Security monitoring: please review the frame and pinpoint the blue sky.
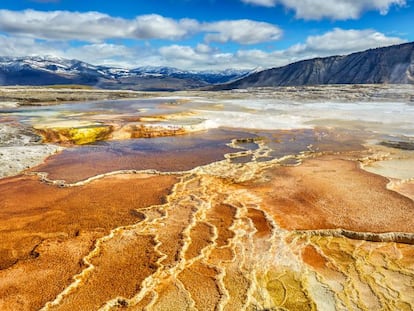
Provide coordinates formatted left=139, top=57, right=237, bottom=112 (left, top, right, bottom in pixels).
left=0, top=0, right=412, bottom=70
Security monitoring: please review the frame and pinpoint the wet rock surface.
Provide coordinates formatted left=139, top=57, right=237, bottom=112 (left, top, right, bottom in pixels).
left=0, top=86, right=414, bottom=310
left=0, top=123, right=63, bottom=178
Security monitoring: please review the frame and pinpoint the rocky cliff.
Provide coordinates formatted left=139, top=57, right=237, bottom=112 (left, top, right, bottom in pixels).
left=215, top=42, right=414, bottom=89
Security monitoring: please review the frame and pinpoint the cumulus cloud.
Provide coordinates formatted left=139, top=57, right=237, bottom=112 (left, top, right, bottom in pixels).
left=159, top=44, right=234, bottom=69
left=203, top=20, right=282, bottom=44
left=195, top=43, right=213, bottom=54
left=64, top=43, right=136, bottom=66
left=0, top=9, right=282, bottom=44
left=288, top=28, right=406, bottom=56
left=0, top=35, right=62, bottom=56
left=0, top=35, right=139, bottom=67
left=156, top=44, right=287, bottom=69
left=0, top=10, right=198, bottom=41
left=0, top=10, right=128, bottom=41
left=241, top=0, right=406, bottom=19
left=132, top=15, right=198, bottom=40
left=159, top=45, right=204, bottom=61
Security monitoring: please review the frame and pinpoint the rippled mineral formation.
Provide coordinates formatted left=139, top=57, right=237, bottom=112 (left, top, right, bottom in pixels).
left=0, top=133, right=413, bottom=311
left=1, top=86, right=414, bottom=311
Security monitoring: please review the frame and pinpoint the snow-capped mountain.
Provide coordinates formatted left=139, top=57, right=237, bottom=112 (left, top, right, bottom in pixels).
left=0, top=56, right=103, bottom=75
left=130, top=66, right=252, bottom=84
left=0, top=56, right=253, bottom=90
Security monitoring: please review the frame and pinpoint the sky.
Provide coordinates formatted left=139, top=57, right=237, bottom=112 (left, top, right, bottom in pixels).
left=0, top=0, right=412, bottom=70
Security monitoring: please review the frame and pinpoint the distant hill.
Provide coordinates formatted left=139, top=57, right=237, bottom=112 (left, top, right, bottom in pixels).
left=0, top=56, right=251, bottom=91
left=213, top=42, right=414, bottom=90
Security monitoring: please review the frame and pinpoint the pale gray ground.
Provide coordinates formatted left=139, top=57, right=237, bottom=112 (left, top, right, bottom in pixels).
left=0, top=124, right=63, bottom=178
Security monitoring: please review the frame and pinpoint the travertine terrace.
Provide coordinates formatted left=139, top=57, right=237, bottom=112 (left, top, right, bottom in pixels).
left=1, top=85, right=414, bottom=310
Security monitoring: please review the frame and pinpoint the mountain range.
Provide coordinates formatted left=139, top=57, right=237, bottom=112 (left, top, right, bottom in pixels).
left=0, top=56, right=251, bottom=91
left=0, top=42, right=413, bottom=90
left=214, top=42, right=414, bottom=90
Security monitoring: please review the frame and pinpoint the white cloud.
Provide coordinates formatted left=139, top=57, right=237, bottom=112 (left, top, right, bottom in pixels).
left=195, top=43, right=213, bottom=54
left=159, top=45, right=203, bottom=60
left=289, top=28, right=406, bottom=56
left=0, top=10, right=128, bottom=41
left=158, top=44, right=234, bottom=68
left=241, top=0, right=406, bottom=20
left=0, top=35, right=140, bottom=68
left=132, top=15, right=198, bottom=40
left=0, top=35, right=63, bottom=56
left=64, top=43, right=136, bottom=67
left=203, top=19, right=282, bottom=44
left=234, top=49, right=283, bottom=68
left=0, top=9, right=282, bottom=44
left=155, top=44, right=286, bottom=69
left=0, top=10, right=198, bottom=41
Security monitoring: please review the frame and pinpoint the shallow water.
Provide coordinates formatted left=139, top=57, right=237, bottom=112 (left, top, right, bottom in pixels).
left=30, top=129, right=243, bottom=182
left=2, top=94, right=414, bottom=137
left=31, top=127, right=368, bottom=184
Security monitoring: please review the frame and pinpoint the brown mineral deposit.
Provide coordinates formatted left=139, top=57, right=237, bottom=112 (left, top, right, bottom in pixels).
left=0, top=174, right=177, bottom=310
left=249, top=155, right=414, bottom=233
